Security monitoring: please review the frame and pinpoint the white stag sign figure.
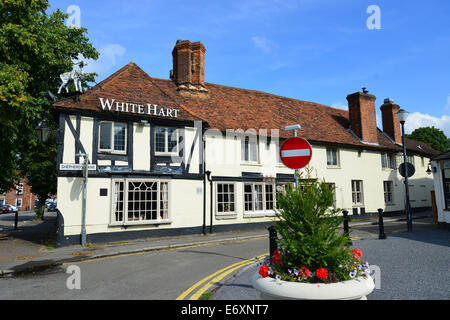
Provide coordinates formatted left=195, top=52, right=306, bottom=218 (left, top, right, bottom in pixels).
left=58, top=61, right=88, bottom=94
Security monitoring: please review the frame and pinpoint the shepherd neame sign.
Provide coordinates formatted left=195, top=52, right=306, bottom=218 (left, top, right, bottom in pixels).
left=99, top=98, right=179, bottom=118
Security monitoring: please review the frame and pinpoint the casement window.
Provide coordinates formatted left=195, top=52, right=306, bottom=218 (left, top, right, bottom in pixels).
left=16, top=198, right=22, bottom=208
left=326, top=148, right=339, bottom=167
left=381, top=153, right=396, bottom=169
left=99, top=121, right=127, bottom=154
left=241, top=136, right=259, bottom=163
left=216, top=183, right=235, bottom=214
left=244, top=183, right=276, bottom=214
left=155, top=127, right=178, bottom=155
left=351, top=180, right=364, bottom=205
left=383, top=181, right=394, bottom=204
left=111, top=180, right=169, bottom=225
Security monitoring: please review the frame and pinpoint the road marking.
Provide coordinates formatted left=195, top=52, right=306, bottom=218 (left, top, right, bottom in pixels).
left=176, top=253, right=268, bottom=300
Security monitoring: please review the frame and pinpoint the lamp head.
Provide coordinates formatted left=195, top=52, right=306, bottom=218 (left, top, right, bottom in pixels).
left=396, top=109, right=409, bottom=124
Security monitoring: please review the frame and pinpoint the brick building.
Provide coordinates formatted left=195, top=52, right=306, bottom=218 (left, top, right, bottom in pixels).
left=0, top=179, right=36, bottom=211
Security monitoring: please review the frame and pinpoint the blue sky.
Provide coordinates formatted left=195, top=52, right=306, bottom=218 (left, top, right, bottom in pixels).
left=50, top=0, right=450, bottom=136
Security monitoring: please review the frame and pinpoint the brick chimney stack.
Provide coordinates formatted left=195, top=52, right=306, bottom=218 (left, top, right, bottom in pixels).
left=380, top=98, right=402, bottom=144
left=172, top=40, right=208, bottom=98
left=346, top=89, right=378, bottom=144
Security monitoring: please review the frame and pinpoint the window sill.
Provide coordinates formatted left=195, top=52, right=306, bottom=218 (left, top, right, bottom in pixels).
left=155, top=152, right=179, bottom=157
left=109, top=219, right=172, bottom=227
left=99, top=151, right=127, bottom=156
left=215, top=213, right=237, bottom=220
left=326, top=165, right=341, bottom=169
left=241, top=162, right=262, bottom=166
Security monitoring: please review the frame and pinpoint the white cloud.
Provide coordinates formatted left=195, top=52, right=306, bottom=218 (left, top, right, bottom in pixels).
left=85, top=44, right=127, bottom=78
left=404, top=112, right=450, bottom=137
left=251, top=36, right=277, bottom=54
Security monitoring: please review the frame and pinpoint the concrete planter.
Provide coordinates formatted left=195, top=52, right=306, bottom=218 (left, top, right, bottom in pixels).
left=252, top=272, right=375, bottom=300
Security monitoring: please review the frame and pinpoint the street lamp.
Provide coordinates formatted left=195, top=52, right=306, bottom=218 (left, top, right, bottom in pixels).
left=35, top=120, right=52, bottom=143
left=76, top=153, right=89, bottom=247
left=396, top=108, right=413, bottom=232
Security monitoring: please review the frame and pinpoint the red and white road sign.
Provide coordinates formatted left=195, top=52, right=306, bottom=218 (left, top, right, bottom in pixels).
left=280, top=137, right=312, bottom=170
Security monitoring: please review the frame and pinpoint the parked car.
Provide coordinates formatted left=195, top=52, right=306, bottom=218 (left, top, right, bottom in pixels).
left=47, top=201, right=57, bottom=212
left=1, top=204, right=18, bottom=214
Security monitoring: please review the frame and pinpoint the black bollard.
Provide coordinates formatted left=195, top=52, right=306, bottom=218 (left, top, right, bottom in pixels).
left=268, top=226, right=278, bottom=260
left=342, top=210, right=352, bottom=245
left=14, top=210, right=19, bottom=230
left=378, top=208, right=387, bottom=239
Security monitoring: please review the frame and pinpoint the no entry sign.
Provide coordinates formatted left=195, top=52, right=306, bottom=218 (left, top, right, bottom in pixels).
left=280, top=137, right=312, bottom=170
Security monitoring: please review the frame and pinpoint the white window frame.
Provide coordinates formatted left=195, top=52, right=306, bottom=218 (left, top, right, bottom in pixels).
left=241, top=136, right=259, bottom=164
left=381, top=153, right=396, bottom=169
left=383, top=181, right=394, bottom=204
left=351, top=180, right=364, bottom=206
left=16, top=183, right=24, bottom=195
left=216, top=183, right=236, bottom=218
left=16, top=198, right=23, bottom=208
left=110, top=179, right=171, bottom=226
left=326, top=147, right=340, bottom=167
left=243, top=183, right=276, bottom=217
left=99, top=121, right=127, bottom=154
left=154, top=126, right=179, bottom=156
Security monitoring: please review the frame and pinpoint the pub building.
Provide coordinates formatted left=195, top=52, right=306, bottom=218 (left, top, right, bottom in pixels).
left=53, top=40, right=439, bottom=246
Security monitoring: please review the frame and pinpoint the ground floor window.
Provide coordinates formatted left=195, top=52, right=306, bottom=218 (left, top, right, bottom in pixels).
left=111, top=180, right=169, bottom=225
left=244, top=183, right=275, bottom=214
left=351, top=180, right=364, bottom=205
left=383, top=181, right=394, bottom=204
left=216, top=183, right=235, bottom=214
left=16, top=198, right=23, bottom=208
left=443, top=169, right=450, bottom=209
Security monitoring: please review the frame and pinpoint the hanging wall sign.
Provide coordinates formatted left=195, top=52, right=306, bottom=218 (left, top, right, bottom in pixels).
left=99, top=98, right=179, bottom=118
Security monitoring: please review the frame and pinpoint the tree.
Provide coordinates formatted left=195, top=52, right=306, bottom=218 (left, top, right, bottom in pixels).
left=406, top=126, right=450, bottom=153
left=0, top=0, right=98, bottom=208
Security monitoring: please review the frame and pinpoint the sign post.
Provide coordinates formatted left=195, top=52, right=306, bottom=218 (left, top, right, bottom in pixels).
left=280, top=136, right=313, bottom=189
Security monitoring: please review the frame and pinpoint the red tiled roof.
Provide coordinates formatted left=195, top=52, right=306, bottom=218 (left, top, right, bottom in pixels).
left=53, top=62, right=439, bottom=157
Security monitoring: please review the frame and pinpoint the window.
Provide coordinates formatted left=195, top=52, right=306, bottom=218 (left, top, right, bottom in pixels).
left=241, top=136, right=258, bottom=163
left=383, top=181, right=394, bottom=204
left=325, top=183, right=337, bottom=208
left=406, top=155, right=415, bottom=165
left=111, top=180, right=169, bottom=225
left=155, top=127, right=178, bottom=154
left=444, top=169, right=450, bottom=209
left=99, top=121, right=127, bottom=153
left=351, top=180, right=364, bottom=205
left=217, top=183, right=235, bottom=214
left=244, top=183, right=275, bottom=214
left=16, top=198, right=22, bottom=208
left=381, top=153, right=396, bottom=169
left=326, top=148, right=339, bottom=167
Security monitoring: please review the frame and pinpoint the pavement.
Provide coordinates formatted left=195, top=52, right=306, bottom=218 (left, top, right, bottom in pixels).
left=0, top=209, right=439, bottom=283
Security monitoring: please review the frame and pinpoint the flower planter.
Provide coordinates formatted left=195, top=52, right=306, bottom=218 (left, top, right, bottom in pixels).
left=252, top=272, right=375, bottom=300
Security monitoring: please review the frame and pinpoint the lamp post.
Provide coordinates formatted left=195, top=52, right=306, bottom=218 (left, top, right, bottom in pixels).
left=396, top=108, right=413, bottom=232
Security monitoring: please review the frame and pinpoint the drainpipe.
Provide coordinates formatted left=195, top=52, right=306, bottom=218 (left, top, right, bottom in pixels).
left=206, top=170, right=213, bottom=233
left=202, top=130, right=207, bottom=235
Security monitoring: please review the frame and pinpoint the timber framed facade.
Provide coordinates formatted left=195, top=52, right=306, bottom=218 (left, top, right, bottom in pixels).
left=53, top=40, right=439, bottom=246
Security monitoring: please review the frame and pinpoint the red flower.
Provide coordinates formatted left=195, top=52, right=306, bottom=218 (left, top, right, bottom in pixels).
left=259, top=264, right=269, bottom=278
left=316, top=268, right=328, bottom=280
left=272, top=250, right=282, bottom=264
left=299, top=267, right=311, bottom=278
left=351, top=248, right=363, bottom=261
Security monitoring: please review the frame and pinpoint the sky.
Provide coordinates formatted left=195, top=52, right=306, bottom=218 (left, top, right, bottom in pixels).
left=50, top=0, right=450, bottom=137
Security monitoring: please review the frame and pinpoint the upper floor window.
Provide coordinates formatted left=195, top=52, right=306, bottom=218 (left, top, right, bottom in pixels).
left=155, top=127, right=178, bottom=155
left=381, top=153, right=396, bottom=169
left=99, top=121, right=127, bottom=154
left=326, top=147, right=339, bottom=167
left=241, top=136, right=259, bottom=163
